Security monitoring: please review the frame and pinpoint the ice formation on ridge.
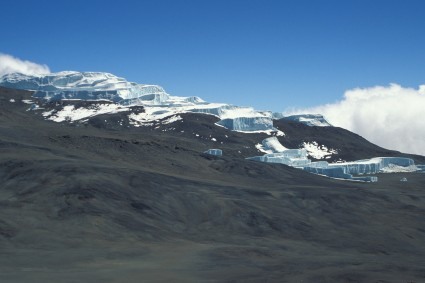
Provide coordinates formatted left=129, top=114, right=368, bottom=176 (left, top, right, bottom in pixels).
left=276, top=114, right=332, bottom=127
left=0, top=71, right=281, bottom=133
left=249, top=137, right=312, bottom=167
left=204, top=149, right=223, bottom=156
left=248, top=137, right=419, bottom=182
left=255, top=137, right=288, bottom=154
left=0, top=71, right=169, bottom=103
left=0, top=71, right=329, bottom=133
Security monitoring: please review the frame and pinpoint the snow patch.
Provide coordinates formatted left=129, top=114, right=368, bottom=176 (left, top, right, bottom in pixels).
left=302, top=141, right=338, bottom=159
left=42, top=110, right=54, bottom=117
left=256, top=137, right=287, bottom=154
left=161, top=115, right=182, bottom=125
left=380, top=164, right=418, bottom=173
left=47, top=103, right=126, bottom=122
left=280, top=114, right=332, bottom=127
left=234, top=129, right=285, bottom=136
left=255, top=143, right=270, bottom=154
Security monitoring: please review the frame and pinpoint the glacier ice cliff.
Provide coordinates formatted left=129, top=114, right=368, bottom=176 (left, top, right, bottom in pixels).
left=0, top=71, right=279, bottom=133
left=248, top=137, right=312, bottom=167
left=302, top=157, right=417, bottom=182
left=248, top=137, right=419, bottom=182
left=204, top=149, right=223, bottom=156
left=0, top=72, right=169, bottom=104
left=217, top=117, right=275, bottom=131
left=191, top=105, right=277, bottom=132
left=274, top=114, right=332, bottom=127
left=247, top=149, right=312, bottom=167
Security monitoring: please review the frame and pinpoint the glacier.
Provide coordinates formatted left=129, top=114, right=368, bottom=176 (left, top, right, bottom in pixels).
left=204, top=149, right=223, bottom=156
left=0, top=71, right=279, bottom=133
left=255, top=137, right=288, bottom=154
left=274, top=114, right=332, bottom=127
left=248, top=137, right=420, bottom=182
left=248, top=137, right=312, bottom=167
left=191, top=105, right=278, bottom=132
left=217, top=117, right=274, bottom=131
left=0, top=71, right=169, bottom=104
left=302, top=157, right=417, bottom=182
left=247, top=149, right=312, bottom=167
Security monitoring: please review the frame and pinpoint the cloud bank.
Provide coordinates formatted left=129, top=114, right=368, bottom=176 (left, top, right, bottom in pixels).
left=0, top=53, right=50, bottom=76
left=286, top=84, right=425, bottom=156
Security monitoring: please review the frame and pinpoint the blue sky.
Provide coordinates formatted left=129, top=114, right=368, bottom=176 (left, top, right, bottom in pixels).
left=1, top=0, right=425, bottom=111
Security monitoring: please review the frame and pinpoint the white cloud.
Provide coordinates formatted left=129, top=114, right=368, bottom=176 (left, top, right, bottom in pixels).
left=0, top=53, right=50, bottom=76
left=285, top=84, right=425, bottom=156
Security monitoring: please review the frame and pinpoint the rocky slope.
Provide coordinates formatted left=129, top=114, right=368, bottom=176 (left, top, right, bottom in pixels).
left=1, top=87, right=425, bottom=283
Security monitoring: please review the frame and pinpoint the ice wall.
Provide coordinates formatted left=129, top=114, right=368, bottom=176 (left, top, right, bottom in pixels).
left=247, top=138, right=418, bottom=182
left=247, top=148, right=311, bottom=167
left=191, top=105, right=277, bottom=132
left=303, top=157, right=416, bottom=181
left=217, top=117, right=275, bottom=131
left=190, top=105, right=236, bottom=117
left=303, top=166, right=378, bottom=182
left=204, top=149, right=223, bottom=156
left=327, top=157, right=416, bottom=175
left=0, top=72, right=169, bottom=104
left=1, top=71, right=281, bottom=133
left=279, top=114, right=332, bottom=127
